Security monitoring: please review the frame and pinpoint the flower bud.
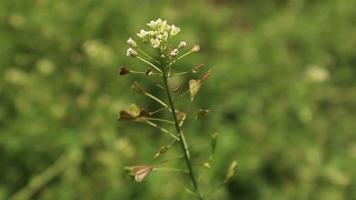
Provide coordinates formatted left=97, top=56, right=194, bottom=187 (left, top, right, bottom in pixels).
left=126, top=48, right=138, bottom=57
left=178, top=41, right=187, bottom=49
left=191, top=44, right=200, bottom=52
left=127, top=37, right=137, bottom=48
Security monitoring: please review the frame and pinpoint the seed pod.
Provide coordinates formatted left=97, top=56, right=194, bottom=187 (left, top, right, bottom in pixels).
left=225, top=161, right=238, bottom=183
left=175, top=110, right=186, bottom=127
left=139, top=108, right=150, bottom=117
left=189, top=79, right=202, bottom=101
left=200, top=69, right=211, bottom=82
left=196, top=109, right=212, bottom=119
left=192, top=64, right=205, bottom=73
left=145, top=68, right=152, bottom=76
left=118, top=110, right=136, bottom=121
left=128, top=165, right=153, bottom=183
left=120, top=66, right=130, bottom=75
left=210, top=132, right=219, bottom=154
left=154, top=145, right=169, bottom=159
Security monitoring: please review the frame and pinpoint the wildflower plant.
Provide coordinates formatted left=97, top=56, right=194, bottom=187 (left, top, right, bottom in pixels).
left=119, top=18, right=237, bottom=199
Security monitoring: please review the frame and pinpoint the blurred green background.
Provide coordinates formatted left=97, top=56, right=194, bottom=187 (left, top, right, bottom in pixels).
left=1, top=0, right=356, bottom=199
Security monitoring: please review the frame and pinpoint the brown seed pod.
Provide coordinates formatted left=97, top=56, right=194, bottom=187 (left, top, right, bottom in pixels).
left=120, top=66, right=130, bottom=75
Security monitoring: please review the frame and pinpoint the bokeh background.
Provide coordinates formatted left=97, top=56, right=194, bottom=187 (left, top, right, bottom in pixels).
left=1, top=0, right=356, bottom=199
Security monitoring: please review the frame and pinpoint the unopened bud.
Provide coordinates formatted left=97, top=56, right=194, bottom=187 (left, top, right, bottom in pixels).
left=178, top=41, right=187, bottom=49
left=127, top=37, right=137, bottom=48
left=191, top=44, right=200, bottom=53
left=126, top=48, right=138, bottom=57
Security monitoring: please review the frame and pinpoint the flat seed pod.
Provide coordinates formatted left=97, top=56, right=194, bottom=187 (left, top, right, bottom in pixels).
left=189, top=79, right=201, bottom=101
left=225, top=161, right=238, bottom=183
left=196, top=109, right=212, bottom=119
left=192, top=64, right=205, bottom=73
left=131, top=165, right=153, bottom=183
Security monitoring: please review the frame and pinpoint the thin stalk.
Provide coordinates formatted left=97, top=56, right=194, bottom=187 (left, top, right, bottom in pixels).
left=143, top=120, right=179, bottom=140
left=137, top=56, right=162, bottom=72
left=153, top=167, right=188, bottom=173
left=145, top=92, right=171, bottom=111
left=159, top=51, right=203, bottom=200
left=144, top=117, right=175, bottom=124
left=137, top=47, right=159, bottom=63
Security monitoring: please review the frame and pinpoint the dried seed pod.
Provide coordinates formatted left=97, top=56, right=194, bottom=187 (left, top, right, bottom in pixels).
left=139, top=108, right=150, bottom=117
left=154, top=145, right=169, bottom=159
left=129, top=165, right=153, bottom=183
left=200, top=69, right=211, bottom=82
left=175, top=110, right=186, bottom=127
left=145, top=68, right=152, bottom=76
left=120, top=66, right=130, bottom=75
left=192, top=64, right=205, bottom=73
left=196, top=109, right=212, bottom=119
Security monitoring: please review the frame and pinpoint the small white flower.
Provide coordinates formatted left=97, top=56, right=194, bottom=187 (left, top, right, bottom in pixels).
left=178, top=41, right=187, bottom=49
left=170, top=25, right=180, bottom=36
left=127, top=37, right=137, bottom=48
left=162, top=32, right=169, bottom=41
left=156, top=18, right=163, bottom=26
left=126, top=48, right=138, bottom=57
left=147, top=19, right=158, bottom=29
left=170, top=49, right=179, bottom=57
left=150, top=38, right=160, bottom=48
left=137, top=30, right=149, bottom=39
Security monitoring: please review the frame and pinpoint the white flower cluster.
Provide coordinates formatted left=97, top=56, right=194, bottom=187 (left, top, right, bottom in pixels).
left=136, top=18, right=181, bottom=48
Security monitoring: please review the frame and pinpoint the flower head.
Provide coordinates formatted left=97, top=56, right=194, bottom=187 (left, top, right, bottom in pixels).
left=134, top=18, right=182, bottom=49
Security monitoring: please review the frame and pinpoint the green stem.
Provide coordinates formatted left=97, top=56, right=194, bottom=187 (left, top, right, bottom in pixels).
left=159, top=50, right=203, bottom=200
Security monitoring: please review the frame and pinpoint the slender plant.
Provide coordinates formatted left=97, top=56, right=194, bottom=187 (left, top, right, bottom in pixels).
left=119, top=18, right=237, bottom=199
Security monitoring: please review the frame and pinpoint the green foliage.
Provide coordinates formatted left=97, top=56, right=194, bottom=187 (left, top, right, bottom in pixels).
left=0, top=0, right=355, bottom=199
